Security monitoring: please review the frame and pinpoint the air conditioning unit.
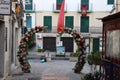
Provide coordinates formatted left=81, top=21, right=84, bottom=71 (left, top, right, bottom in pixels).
left=37, top=34, right=42, bottom=39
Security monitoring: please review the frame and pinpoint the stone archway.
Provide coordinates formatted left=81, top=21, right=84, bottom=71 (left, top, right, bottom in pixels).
left=17, top=26, right=86, bottom=73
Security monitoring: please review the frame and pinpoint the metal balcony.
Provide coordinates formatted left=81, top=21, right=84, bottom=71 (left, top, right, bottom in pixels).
left=77, top=3, right=93, bottom=13
left=52, top=3, right=67, bottom=13
left=89, top=27, right=102, bottom=34
left=24, top=3, right=36, bottom=13
left=43, top=26, right=102, bottom=34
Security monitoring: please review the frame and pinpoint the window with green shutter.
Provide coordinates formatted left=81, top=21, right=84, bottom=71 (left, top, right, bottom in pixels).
left=25, top=0, right=32, bottom=10
left=80, top=16, right=89, bottom=32
left=93, top=38, right=100, bottom=52
left=44, top=16, right=52, bottom=32
left=56, top=0, right=63, bottom=10
left=65, top=16, right=74, bottom=29
left=57, top=0, right=62, bottom=4
left=81, top=0, right=89, bottom=10
left=26, top=16, right=32, bottom=28
left=108, top=0, right=114, bottom=4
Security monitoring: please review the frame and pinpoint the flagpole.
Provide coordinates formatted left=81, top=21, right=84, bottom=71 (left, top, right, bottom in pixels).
left=56, top=0, right=65, bottom=55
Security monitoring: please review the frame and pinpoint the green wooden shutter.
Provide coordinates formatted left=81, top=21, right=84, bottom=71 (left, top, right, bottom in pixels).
left=93, top=38, right=100, bottom=53
left=108, top=0, right=114, bottom=4
left=65, top=16, right=74, bottom=29
left=44, top=16, right=52, bottom=32
left=56, top=0, right=62, bottom=10
left=57, top=0, right=62, bottom=5
left=80, top=16, right=89, bottom=32
left=25, top=0, right=32, bottom=10
left=81, top=0, right=89, bottom=9
left=26, top=16, right=32, bottom=28
left=81, top=0, right=89, bottom=4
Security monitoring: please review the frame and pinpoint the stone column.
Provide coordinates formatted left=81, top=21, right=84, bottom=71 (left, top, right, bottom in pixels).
left=116, top=0, right=120, bottom=12
left=0, top=21, right=5, bottom=77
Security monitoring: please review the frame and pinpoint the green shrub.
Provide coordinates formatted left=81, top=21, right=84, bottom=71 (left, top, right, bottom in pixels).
left=37, top=49, right=44, bottom=52
left=70, top=49, right=81, bottom=57
left=83, top=73, right=94, bottom=80
left=87, top=52, right=102, bottom=65
left=82, top=71, right=102, bottom=80
left=70, top=52, right=80, bottom=57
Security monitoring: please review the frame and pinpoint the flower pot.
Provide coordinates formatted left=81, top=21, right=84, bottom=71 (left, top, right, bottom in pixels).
left=69, top=57, right=78, bottom=62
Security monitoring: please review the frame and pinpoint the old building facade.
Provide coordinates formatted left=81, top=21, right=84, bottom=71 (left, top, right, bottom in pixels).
left=0, top=0, right=23, bottom=79
left=23, top=0, right=116, bottom=53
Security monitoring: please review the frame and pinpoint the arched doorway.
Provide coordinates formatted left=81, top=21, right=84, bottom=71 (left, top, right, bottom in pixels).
left=17, top=26, right=86, bottom=73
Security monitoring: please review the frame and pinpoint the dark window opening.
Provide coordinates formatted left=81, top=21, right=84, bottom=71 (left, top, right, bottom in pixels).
left=108, top=0, right=114, bottom=5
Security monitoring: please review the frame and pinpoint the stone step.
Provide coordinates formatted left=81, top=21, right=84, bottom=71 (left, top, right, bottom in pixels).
left=51, top=57, right=69, bottom=60
left=41, top=73, right=70, bottom=80
left=51, top=54, right=70, bottom=60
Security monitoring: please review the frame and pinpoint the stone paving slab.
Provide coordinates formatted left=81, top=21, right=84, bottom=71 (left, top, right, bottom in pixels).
left=42, top=73, right=70, bottom=80
left=5, top=59, right=83, bottom=80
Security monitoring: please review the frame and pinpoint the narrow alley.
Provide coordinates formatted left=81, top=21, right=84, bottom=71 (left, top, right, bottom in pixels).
left=5, top=51, right=88, bottom=80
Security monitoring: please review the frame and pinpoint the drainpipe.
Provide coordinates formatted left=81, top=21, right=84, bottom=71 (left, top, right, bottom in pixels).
left=34, top=3, right=36, bottom=26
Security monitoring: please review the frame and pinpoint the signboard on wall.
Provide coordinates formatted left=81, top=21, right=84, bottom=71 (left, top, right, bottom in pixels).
left=0, top=0, right=11, bottom=15
left=56, top=46, right=65, bottom=55
left=57, top=41, right=63, bottom=46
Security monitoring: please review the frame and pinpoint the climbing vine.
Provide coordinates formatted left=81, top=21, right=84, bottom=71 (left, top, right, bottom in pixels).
left=17, top=26, right=45, bottom=73
left=17, top=26, right=86, bottom=73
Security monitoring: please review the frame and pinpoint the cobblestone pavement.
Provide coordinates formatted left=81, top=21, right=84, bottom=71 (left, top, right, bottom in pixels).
left=41, top=73, right=70, bottom=80
left=5, top=60, right=82, bottom=80
left=4, top=51, right=92, bottom=80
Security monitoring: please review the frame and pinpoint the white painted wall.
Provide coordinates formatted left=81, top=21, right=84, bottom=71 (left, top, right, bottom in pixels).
left=34, top=0, right=56, bottom=11
left=31, top=13, right=36, bottom=28
left=24, top=0, right=115, bottom=28
left=33, top=0, right=115, bottom=12
left=90, top=0, right=115, bottom=11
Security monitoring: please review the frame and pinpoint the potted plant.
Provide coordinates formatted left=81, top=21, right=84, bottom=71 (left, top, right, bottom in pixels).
left=87, top=52, right=102, bottom=73
left=87, top=52, right=102, bottom=65
left=81, top=71, right=102, bottom=80
left=70, top=49, right=80, bottom=62
left=37, top=48, right=45, bottom=56
left=37, top=48, right=44, bottom=53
